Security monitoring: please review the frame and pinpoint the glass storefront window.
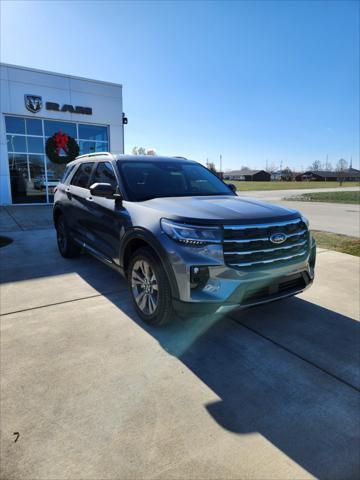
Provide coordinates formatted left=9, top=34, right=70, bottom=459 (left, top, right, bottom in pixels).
left=7, top=135, right=26, bottom=152
left=27, top=137, right=44, bottom=154
left=46, top=156, right=67, bottom=203
left=5, top=116, right=25, bottom=134
left=5, top=115, right=109, bottom=204
left=44, top=120, right=77, bottom=138
left=79, top=140, right=108, bottom=154
left=78, top=124, right=108, bottom=142
left=79, top=140, right=96, bottom=154
left=8, top=153, right=46, bottom=203
left=26, top=118, right=43, bottom=136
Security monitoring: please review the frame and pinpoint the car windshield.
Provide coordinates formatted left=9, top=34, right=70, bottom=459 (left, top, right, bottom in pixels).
left=118, top=161, right=234, bottom=201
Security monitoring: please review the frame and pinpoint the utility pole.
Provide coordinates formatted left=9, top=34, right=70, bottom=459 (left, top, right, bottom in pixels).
left=220, top=154, right=223, bottom=173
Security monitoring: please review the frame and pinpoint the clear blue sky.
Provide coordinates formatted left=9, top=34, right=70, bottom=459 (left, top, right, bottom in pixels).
left=1, top=0, right=359, bottom=171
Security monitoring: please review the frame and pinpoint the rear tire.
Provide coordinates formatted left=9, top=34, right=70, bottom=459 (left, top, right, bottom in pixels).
left=55, top=215, right=81, bottom=258
left=128, top=247, right=175, bottom=326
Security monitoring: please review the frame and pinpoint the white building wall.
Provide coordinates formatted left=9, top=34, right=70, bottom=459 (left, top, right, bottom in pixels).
left=0, top=63, right=123, bottom=204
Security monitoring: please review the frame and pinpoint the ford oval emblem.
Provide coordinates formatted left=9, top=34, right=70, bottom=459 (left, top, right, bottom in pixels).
left=270, top=233, right=287, bottom=244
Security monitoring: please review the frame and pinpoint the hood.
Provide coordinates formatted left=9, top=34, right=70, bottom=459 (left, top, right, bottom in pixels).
left=137, top=195, right=300, bottom=225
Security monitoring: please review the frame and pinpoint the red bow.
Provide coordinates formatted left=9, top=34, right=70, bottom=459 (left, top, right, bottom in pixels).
left=54, top=132, right=69, bottom=155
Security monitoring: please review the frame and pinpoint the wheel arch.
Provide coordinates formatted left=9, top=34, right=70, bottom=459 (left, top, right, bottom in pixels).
left=121, top=229, right=179, bottom=299
left=53, top=205, right=64, bottom=226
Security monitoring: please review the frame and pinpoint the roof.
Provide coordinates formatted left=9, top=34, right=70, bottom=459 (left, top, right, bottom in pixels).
left=0, top=62, right=122, bottom=88
left=301, top=169, right=360, bottom=178
left=303, top=170, right=339, bottom=178
left=225, top=169, right=268, bottom=176
left=71, top=153, right=196, bottom=164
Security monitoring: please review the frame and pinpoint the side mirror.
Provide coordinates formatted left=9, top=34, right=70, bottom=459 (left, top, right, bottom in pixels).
left=90, top=182, right=122, bottom=199
left=228, top=183, right=237, bottom=193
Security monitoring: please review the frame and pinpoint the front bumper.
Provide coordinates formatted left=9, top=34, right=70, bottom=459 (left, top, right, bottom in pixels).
left=173, top=270, right=313, bottom=316
left=162, top=232, right=316, bottom=313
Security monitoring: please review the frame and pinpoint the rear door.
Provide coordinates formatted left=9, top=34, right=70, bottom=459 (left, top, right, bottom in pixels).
left=67, top=162, right=95, bottom=242
left=85, top=161, right=127, bottom=262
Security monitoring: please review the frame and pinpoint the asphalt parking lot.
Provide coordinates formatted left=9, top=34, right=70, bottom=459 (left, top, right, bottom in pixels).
left=1, top=212, right=360, bottom=479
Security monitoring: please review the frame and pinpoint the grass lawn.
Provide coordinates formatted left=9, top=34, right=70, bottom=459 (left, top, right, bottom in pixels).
left=312, top=231, right=360, bottom=257
left=287, top=191, right=360, bottom=204
left=225, top=181, right=360, bottom=191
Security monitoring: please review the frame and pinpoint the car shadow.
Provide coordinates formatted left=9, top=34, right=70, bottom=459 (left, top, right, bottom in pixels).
left=2, top=235, right=360, bottom=479
left=103, top=287, right=360, bottom=480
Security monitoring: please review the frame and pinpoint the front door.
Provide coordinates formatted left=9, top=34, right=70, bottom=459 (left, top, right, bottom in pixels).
left=85, top=161, right=128, bottom=263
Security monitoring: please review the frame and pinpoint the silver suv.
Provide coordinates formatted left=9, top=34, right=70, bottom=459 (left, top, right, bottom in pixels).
left=53, top=153, right=316, bottom=326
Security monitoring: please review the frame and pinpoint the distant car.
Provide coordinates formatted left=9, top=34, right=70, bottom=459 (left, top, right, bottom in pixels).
left=53, top=153, right=316, bottom=326
left=34, top=174, right=60, bottom=190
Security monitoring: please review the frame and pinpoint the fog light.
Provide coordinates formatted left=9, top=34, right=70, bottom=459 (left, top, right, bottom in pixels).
left=190, top=266, right=209, bottom=290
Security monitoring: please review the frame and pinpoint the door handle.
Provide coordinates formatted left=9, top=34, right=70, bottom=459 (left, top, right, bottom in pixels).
left=65, top=187, right=72, bottom=199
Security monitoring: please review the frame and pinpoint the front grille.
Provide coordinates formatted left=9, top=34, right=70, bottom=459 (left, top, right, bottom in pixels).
left=244, top=273, right=307, bottom=303
left=223, top=218, right=309, bottom=269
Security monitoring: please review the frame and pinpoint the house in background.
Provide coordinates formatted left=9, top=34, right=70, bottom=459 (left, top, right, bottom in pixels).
left=295, top=169, right=360, bottom=182
left=223, top=169, right=271, bottom=181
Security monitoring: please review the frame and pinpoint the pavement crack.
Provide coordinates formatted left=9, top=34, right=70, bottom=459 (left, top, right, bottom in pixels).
left=0, top=290, right=124, bottom=317
left=4, top=207, right=25, bottom=231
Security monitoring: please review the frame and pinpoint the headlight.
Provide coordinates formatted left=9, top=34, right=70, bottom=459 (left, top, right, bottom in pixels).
left=301, top=215, right=310, bottom=228
left=160, top=219, right=222, bottom=245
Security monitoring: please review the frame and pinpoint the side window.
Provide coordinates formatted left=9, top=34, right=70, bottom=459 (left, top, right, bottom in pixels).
left=61, top=164, right=76, bottom=184
left=93, top=162, right=117, bottom=188
left=70, top=162, right=94, bottom=188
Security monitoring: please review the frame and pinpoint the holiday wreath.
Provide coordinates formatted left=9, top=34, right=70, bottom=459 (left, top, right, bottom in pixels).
left=45, top=131, right=79, bottom=164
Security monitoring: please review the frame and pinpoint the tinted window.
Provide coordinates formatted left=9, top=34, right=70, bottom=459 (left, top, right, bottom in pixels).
left=27, top=137, right=44, bottom=153
left=7, top=135, right=26, bottom=152
left=93, top=162, right=117, bottom=188
left=78, top=124, right=108, bottom=142
left=26, top=119, right=43, bottom=136
left=118, top=161, right=233, bottom=201
left=5, top=116, right=25, bottom=134
left=44, top=120, right=77, bottom=138
left=71, top=163, right=94, bottom=188
left=61, top=164, right=76, bottom=183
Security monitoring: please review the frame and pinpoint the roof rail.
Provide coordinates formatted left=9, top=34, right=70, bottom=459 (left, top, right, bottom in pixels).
left=173, top=156, right=188, bottom=160
left=76, top=152, right=114, bottom=160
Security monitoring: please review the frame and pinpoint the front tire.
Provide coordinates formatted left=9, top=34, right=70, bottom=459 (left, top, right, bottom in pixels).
left=55, top=215, right=81, bottom=258
left=128, top=247, right=174, bottom=326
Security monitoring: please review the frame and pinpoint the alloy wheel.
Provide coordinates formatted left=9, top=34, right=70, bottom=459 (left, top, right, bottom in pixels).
left=131, top=259, right=159, bottom=315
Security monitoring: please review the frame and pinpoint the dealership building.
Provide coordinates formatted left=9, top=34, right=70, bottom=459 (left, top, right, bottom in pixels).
left=0, top=63, right=125, bottom=205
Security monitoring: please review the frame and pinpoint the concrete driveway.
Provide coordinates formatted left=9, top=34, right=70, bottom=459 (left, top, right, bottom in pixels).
left=1, top=226, right=359, bottom=480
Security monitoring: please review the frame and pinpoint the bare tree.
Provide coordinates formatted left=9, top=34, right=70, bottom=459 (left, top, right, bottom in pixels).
left=240, top=166, right=251, bottom=172
left=324, top=158, right=332, bottom=171
left=131, top=146, right=147, bottom=155
left=207, top=162, right=217, bottom=173
left=309, top=160, right=322, bottom=171
left=336, top=158, right=348, bottom=186
left=281, top=167, right=293, bottom=181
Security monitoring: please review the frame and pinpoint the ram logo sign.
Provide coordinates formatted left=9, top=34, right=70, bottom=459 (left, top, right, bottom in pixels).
left=24, top=95, right=42, bottom=113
